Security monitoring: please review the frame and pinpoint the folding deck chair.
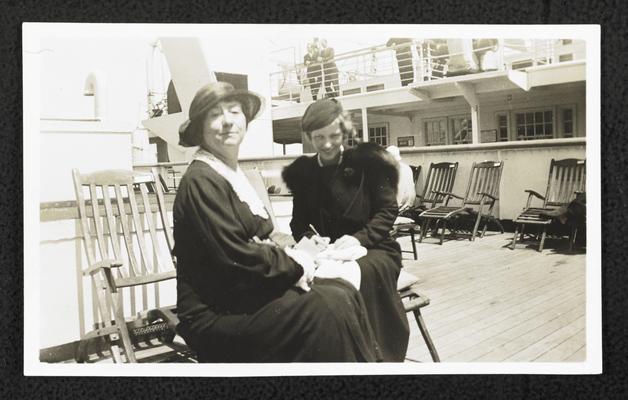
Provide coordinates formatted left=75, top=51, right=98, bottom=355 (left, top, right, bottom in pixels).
left=392, top=165, right=421, bottom=260
left=510, top=158, right=586, bottom=252
left=393, top=162, right=458, bottom=259
left=419, top=160, right=504, bottom=245
left=72, top=168, right=195, bottom=363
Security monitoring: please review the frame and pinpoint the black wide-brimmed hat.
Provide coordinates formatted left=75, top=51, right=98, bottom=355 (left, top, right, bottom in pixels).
left=178, top=81, right=264, bottom=147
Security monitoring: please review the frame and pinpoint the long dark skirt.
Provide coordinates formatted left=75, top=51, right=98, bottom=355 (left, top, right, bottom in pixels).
left=357, top=242, right=410, bottom=362
left=178, top=278, right=382, bottom=363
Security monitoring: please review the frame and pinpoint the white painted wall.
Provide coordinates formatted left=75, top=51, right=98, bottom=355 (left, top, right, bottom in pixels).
left=40, top=36, right=154, bottom=123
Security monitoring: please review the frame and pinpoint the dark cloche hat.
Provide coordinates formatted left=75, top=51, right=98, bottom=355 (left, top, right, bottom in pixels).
left=178, top=81, right=264, bottom=147
left=301, top=98, right=344, bottom=134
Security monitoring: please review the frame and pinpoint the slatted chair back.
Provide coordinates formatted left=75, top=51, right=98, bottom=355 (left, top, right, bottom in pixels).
left=72, top=168, right=177, bottom=362
left=420, top=162, right=458, bottom=207
left=543, top=159, right=586, bottom=207
left=462, top=161, right=503, bottom=205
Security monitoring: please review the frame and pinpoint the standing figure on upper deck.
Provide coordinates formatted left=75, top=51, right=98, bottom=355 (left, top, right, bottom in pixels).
left=320, top=39, right=339, bottom=98
left=304, top=41, right=323, bottom=100
left=387, top=37, right=415, bottom=86
left=282, top=98, right=410, bottom=362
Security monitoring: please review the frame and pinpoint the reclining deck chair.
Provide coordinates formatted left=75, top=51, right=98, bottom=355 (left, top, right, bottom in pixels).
left=419, top=161, right=504, bottom=245
left=392, top=165, right=421, bottom=260
left=250, top=168, right=440, bottom=362
left=510, top=158, right=586, bottom=252
left=72, top=168, right=194, bottom=363
left=416, top=161, right=459, bottom=210
left=393, top=162, right=458, bottom=259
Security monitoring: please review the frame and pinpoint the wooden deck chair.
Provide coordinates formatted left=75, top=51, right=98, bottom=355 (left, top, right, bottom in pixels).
left=72, top=168, right=194, bottom=363
left=510, top=158, right=586, bottom=252
left=249, top=168, right=440, bottom=362
left=396, top=270, right=440, bottom=362
left=392, top=165, right=422, bottom=260
left=419, top=161, right=504, bottom=245
left=417, top=161, right=459, bottom=209
left=393, top=162, right=459, bottom=259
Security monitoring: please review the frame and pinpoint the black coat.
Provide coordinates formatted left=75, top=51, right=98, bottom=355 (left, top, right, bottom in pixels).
left=282, top=142, right=399, bottom=248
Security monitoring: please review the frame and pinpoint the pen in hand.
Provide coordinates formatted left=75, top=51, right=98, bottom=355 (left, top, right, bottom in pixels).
left=308, top=224, right=320, bottom=236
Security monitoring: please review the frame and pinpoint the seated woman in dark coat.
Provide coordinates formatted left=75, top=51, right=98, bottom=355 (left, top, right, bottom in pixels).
left=282, top=99, right=410, bottom=362
left=173, top=82, right=381, bottom=363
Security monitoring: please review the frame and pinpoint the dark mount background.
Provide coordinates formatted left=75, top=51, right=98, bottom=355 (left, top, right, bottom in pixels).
left=2, top=1, right=626, bottom=398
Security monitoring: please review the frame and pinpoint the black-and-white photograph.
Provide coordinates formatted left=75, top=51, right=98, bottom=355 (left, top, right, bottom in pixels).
left=23, top=24, right=600, bottom=375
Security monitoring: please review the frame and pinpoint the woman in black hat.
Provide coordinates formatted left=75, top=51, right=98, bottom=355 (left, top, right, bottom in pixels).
left=173, top=82, right=381, bottom=362
left=282, top=99, right=410, bottom=362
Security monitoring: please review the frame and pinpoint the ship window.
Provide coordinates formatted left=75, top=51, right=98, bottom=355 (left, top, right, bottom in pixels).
left=424, top=118, right=447, bottom=146
left=450, top=115, right=472, bottom=144
left=356, top=123, right=389, bottom=147
left=514, top=108, right=554, bottom=140
left=559, top=54, right=574, bottom=62
left=496, top=113, right=509, bottom=142
left=559, top=105, right=577, bottom=138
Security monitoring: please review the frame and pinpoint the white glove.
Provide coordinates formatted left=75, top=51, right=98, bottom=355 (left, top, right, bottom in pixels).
left=318, top=245, right=367, bottom=262
left=332, top=235, right=361, bottom=250
left=314, top=259, right=361, bottom=290
left=284, top=247, right=316, bottom=292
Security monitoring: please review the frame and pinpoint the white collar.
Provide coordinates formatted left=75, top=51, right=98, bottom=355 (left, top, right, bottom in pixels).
left=193, top=148, right=269, bottom=220
left=317, top=145, right=344, bottom=167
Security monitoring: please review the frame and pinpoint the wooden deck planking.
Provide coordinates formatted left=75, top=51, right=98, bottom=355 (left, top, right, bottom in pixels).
left=409, top=276, right=584, bottom=361
left=399, top=233, right=586, bottom=363
left=506, top=315, right=586, bottom=362
left=418, top=254, right=573, bottom=320
left=534, top=326, right=586, bottom=362
left=453, top=290, right=585, bottom=362
left=440, top=282, right=584, bottom=361
left=564, top=344, right=587, bottom=362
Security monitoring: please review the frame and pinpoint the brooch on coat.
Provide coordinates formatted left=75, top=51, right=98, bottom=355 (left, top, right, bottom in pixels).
left=342, top=167, right=355, bottom=178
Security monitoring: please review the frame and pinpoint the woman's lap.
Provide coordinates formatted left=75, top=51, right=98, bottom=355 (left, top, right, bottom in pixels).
left=185, top=278, right=380, bottom=363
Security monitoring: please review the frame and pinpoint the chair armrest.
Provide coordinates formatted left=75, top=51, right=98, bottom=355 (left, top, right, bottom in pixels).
left=478, top=192, right=498, bottom=201
left=432, top=190, right=461, bottom=199
left=524, top=189, right=545, bottom=200
left=83, top=259, right=124, bottom=276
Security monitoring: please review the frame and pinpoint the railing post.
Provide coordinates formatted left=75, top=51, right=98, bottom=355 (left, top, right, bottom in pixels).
left=321, top=60, right=326, bottom=98
left=361, top=108, right=369, bottom=142
left=498, top=39, right=505, bottom=71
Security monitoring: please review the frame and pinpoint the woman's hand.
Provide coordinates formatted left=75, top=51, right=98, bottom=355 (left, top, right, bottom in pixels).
left=310, top=235, right=331, bottom=250
left=269, top=231, right=297, bottom=249
left=332, top=235, right=361, bottom=250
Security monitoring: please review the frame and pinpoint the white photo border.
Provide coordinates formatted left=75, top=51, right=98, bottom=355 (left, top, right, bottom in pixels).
left=23, top=23, right=601, bottom=376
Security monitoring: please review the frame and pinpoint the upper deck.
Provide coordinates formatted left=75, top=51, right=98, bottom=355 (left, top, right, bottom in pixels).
left=269, top=39, right=587, bottom=149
